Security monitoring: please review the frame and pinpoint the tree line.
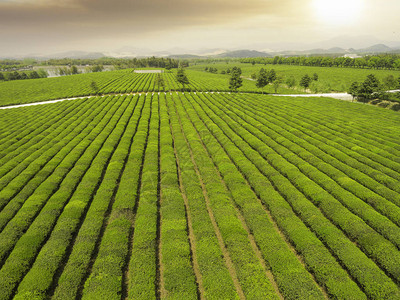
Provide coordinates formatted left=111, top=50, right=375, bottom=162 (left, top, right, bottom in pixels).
left=0, top=69, right=48, bottom=82
left=0, top=58, right=36, bottom=72
left=1, top=57, right=181, bottom=72
left=56, top=65, right=104, bottom=76
left=241, top=54, right=400, bottom=70
left=348, top=74, right=400, bottom=102
left=42, top=57, right=181, bottom=70
left=174, top=67, right=244, bottom=92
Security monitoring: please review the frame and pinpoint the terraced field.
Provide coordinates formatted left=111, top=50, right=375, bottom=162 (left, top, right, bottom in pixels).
left=0, top=90, right=400, bottom=299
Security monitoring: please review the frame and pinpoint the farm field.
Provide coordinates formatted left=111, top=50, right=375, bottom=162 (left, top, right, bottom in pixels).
left=0, top=68, right=298, bottom=107
left=0, top=89, right=400, bottom=299
left=188, top=62, right=400, bottom=93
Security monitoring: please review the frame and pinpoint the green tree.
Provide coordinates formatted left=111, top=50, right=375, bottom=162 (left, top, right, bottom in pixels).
left=255, top=68, right=268, bottom=94
left=90, top=81, right=100, bottom=94
left=286, top=76, right=296, bottom=88
left=58, top=67, right=65, bottom=76
left=20, top=72, right=28, bottom=80
left=383, top=75, right=397, bottom=90
left=176, top=68, right=189, bottom=91
left=250, top=72, right=257, bottom=80
left=310, top=81, right=320, bottom=93
left=231, top=66, right=242, bottom=76
left=71, top=65, right=79, bottom=74
left=364, top=74, right=381, bottom=92
left=8, top=71, right=20, bottom=80
left=299, top=74, right=312, bottom=90
left=165, top=62, right=172, bottom=72
left=37, top=69, right=48, bottom=78
left=273, top=76, right=283, bottom=93
left=357, top=82, right=373, bottom=102
left=29, top=71, right=40, bottom=79
left=267, top=69, right=276, bottom=83
left=348, top=82, right=359, bottom=101
left=229, top=67, right=243, bottom=92
left=313, top=73, right=319, bottom=81
left=64, top=67, right=72, bottom=75
left=180, top=60, right=190, bottom=68
left=155, top=74, right=165, bottom=91
left=91, top=65, right=103, bottom=72
left=354, top=74, right=381, bottom=102
left=394, top=59, right=400, bottom=70
left=0, top=72, right=4, bottom=81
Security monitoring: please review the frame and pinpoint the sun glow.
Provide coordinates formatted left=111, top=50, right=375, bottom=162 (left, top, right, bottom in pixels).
left=313, top=0, right=363, bottom=25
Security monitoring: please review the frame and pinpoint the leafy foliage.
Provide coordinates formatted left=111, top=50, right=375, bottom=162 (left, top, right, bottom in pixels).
left=229, top=67, right=243, bottom=92
left=299, top=74, right=312, bottom=90
left=176, top=68, right=190, bottom=91
left=255, top=68, right=268, bottom=93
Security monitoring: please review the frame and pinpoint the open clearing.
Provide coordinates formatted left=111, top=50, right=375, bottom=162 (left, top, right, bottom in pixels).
left=0, top=88, right=400, bottom=299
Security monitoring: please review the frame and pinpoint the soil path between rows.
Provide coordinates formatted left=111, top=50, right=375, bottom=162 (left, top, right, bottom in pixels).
left=0, top=91, right=362, bottom=110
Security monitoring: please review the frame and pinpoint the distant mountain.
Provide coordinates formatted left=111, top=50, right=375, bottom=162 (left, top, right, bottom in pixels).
left=277, top=47, right=348, bottom=56
left=306, top=35, right=385, bottom=50
left=357, top=44, right=393, bottom=53
left=191, top=48, right=227, bottom=56
left=327, top=47, right=347, bottom=53
left=105, top=46, right=227, bottom=58
left=167, top=54, right=203, bottom=59
left=216, top=50, right=271, bottom=58
left=1, top=40, right=399, bottom=61
left=270, top=44, right=394, bottom=56
left=45, top=51, right=105, bottom=59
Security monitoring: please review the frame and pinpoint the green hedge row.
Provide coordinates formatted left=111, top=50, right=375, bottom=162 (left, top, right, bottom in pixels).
left=188, top=92, right=400, bottom=299
left=0, top=97, right=105, bottom=231
left=220, top=94, right=400, bottom=244
left=53, top=95, right=149, bottom=299
left=15, top=95, right=143, bottom=299
left=234, top=93, right=400, bottom=207
left=72, top=95, right=148, bottom=299
left=0, top=99, right=76, bottom=153
left=181, top=93, right=343, bottom=299
left=260, top=95, right=400, bottom=179
left=197, top=92, right=400, bottom=296
left=0, top=96, right=133, bottom=300
left=0, top=98, right=84, bottom=164
left=162, top=93, right=238, bottom=298
left=274, top=95, right=400, bottom=159
left=168, top=93, right=283, bottom=299
left=157, top=93, right=199, bottom=298
left=127, top=95, right=160, bottom=299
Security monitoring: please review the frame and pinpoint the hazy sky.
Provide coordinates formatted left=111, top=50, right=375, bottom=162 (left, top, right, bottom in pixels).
left=0, top=0, right=399, bottom=56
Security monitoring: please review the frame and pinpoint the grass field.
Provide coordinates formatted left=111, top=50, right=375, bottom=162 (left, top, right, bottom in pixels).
left=5, top=62, right=398, bottom=107
left=1, top=85, right=400, bottom=299
left=189, top=62, right=400, bottom=93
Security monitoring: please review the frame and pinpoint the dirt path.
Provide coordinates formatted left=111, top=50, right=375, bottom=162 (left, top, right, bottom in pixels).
left=272, top=92, right=354, bottom=101
left=0, top=97, right=88, bottom=110
left=3, top=90, right=386, bottom=110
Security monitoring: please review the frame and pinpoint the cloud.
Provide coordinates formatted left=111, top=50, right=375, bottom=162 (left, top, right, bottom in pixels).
left=0, top=0, right=312, bottom=38
left=2, top=0, right=396, bottom=56
left=0, top=0, right=285, bottom=31
left=0, top=0, right=309, bottom=54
